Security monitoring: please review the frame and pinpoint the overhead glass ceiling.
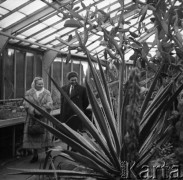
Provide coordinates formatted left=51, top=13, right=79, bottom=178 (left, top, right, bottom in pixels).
left=0, top=0, right=159, bottom=62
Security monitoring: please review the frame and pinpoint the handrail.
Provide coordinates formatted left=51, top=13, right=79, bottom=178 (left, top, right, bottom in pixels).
left=0, top=98, right=23, bottom=103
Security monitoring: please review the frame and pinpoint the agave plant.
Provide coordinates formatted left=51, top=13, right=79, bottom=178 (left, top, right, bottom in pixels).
left=13, top=47, right=183, bottom=180
left=12, top=1, right=183, bottom=179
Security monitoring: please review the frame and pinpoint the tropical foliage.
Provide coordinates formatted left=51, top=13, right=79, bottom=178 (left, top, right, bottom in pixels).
left=13, top=0, right=183, bottom=179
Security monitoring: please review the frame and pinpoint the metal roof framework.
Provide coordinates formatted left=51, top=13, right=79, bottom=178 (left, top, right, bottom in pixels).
left=0, top=0, right=159, bottom=62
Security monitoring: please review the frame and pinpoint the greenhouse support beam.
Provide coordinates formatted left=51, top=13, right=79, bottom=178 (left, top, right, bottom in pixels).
left=0, top=31, right=108, bottom=65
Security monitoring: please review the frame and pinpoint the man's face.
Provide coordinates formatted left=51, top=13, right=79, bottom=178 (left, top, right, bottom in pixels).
left=69, top=76, right=78, bottom=85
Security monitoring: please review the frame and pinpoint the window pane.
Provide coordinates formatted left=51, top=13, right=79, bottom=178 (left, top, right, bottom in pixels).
left=26, top=52, right=34, bottom=90
left=16, top=50, right=25, bottom=98
left=35, top=54, right=42, bottom=77
left=73, top=61, right=83, bottom=85
left=4, top=49, right=14, bottom=99
left=63, top=62, right=71, bottom=86
left=52, top=61, right=61, bottom=106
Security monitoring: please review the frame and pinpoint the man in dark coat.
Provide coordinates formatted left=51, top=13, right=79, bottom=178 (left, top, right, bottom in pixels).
left=60, top=71, right=89, bottom=131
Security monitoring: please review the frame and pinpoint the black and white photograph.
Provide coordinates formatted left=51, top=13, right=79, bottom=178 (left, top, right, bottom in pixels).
left=0, top=0, right=183, bottom=179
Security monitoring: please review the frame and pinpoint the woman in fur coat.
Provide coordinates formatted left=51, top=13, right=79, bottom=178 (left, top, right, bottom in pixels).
left=23, top=77, right=53, bottom=163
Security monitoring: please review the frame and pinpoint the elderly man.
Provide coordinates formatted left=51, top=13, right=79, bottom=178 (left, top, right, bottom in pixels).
left=60, top=71, right=89, bottom=131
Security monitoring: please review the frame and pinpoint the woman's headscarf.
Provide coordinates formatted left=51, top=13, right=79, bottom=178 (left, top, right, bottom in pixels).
left=31, top=77, right=44, bottom=96
left=31, top=77, right=44, bottom=88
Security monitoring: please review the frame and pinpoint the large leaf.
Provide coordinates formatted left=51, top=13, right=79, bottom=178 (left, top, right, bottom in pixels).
left=23, top=98, right=119, bottom=172
left=85, top=49, right=121, bottom=159
left=85, top=80, right=119, bottom=168
left=139, top=94, right=169, bottom=145
left=96, top=55, right=114, bottom=112
left=31, top=118, right=119, bottom=175
left=8, top=168, right=105, bottom=179
left=140, top=63, right=164, bottom=118
left=137, top=125, right=173, bottom=168
left=23, top=98, right=105, bottom=157
left=63, top=150, right=116, bottom=178
left=48, top=75, right=121, bottom=170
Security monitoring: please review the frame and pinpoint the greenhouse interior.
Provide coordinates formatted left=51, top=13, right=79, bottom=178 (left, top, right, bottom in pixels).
left=0, top=0, right=183, bottom=179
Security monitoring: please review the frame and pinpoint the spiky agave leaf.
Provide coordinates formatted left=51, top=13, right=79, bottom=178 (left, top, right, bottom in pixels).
left=62, top=150, right=115, bottom=178
left=85, top=80, right=120, bottom=168
left=139, top=63, right=164, bottom=118
left=139, top=73, right=182, bottom=145
left=136, top=124, right=173, bottom=168
left=8, top=168, right=106, bottom=179
left=23, top=98, right=110, bottom=160
left=23, top=98, right=119, bottom=176
left=85, top=49, right=121, bottom=159
left=21, top=69, right=180, bottom=180
left=96, top=55, right=113, bottom=111
left=48, top=74, right=121, bottom=171
left=75, top=31, right=121, bottom=159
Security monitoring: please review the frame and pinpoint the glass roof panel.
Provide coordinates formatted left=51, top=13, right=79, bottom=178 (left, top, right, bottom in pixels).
left=58, top=29, right=76, bottom=37
left=34, top=27, right=57, bottom=40
left=92, top=46, right=105, bottom=53
left=109, top=2, right=121, bottom=12
left=19, top=1, right=46, bottom=15
left=146, top=34, right=155, bottom=43
left=42, top=15, right=61, bottom=26
left=86, top=35, right=101, bottom=46
left=83, top=0, right=101, bottom=7
left=0, top=7, right=9, bottom=15
left=22, top=23, right=47, bottom=37
left=97, top=0, right=116, bottom=9
left=0, top=0, right=157, bottom=63
left=53, top=21, right=68, bottom=30
left=87, top=41, right=100, bottom=51
left=0, top=0, right=29, bottom=10
left=50, top=40, right=60, bottom=45
left=28, top=38, right=37, bottom=42
left=0, top=12, right=25, bottom=28
left=38, top=34, right=56, bottom=44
